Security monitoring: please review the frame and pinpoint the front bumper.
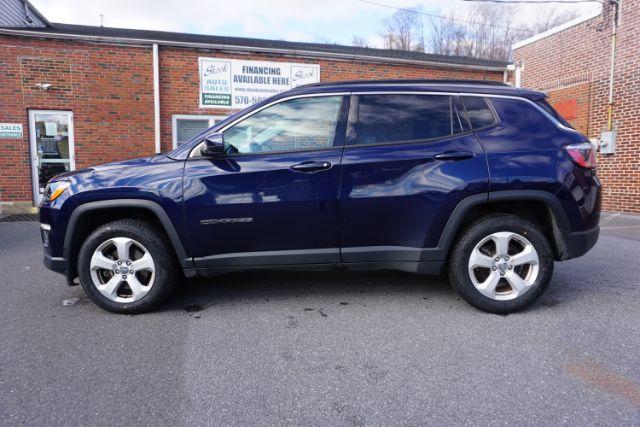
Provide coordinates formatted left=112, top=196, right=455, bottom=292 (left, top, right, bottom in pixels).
left=43, top=252, right=67, bottom=275
left=558, top=226, right=600, bottom=261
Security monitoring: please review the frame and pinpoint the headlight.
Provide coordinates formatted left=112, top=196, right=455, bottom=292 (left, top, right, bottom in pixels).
left=44, top=180, right=71, bottom=202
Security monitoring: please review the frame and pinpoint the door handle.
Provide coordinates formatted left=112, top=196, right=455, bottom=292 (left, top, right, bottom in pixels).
left=433, top=151, right=474, bottom=161
left=290, top=161, right=332, bottom=172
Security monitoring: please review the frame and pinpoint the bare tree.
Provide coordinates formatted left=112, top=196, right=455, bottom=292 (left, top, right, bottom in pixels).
left=380, top=6, right=424, bottom=52
left=313, top=35, right=336, bottom=44
left=423, top=4, right=577, bottom=61
left=352, top=35, right=369, bottom=48
left=380, top=3, right=581, bottom=61
left=428, top=14, right=470, bottom=57
left=469, top=4, right=523, bottom=61
left=425, top=4, right=524, bottom=61
left=527, top=6, right=580, bottom=33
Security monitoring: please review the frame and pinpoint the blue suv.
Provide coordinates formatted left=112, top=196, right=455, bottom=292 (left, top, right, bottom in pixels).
left=40, top=80, right=601, bottom=314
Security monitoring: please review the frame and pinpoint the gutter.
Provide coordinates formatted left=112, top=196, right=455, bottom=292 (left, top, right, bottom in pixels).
left=0, top=28, right=507, bottom=72
left=152, top=43, right=161, bottom=154
left=607, top=0, right=620, bottom=131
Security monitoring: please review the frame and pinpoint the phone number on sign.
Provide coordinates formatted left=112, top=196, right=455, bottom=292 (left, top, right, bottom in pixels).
left=234, top=95, right=268, bottom=107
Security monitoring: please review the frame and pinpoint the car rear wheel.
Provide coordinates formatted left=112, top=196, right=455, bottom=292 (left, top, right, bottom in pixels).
left=448, top=214, right=554, bottom=314
left=77, top=219, right=178, bottom=314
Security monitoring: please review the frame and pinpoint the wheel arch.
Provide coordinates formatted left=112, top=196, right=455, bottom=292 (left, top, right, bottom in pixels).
left=63, top=200, right=192, bottom=280
left=438, top=190, right=571, bottom=261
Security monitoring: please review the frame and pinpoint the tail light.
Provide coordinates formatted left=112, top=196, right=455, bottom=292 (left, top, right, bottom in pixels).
left=564, top=142, right=596, bottom=169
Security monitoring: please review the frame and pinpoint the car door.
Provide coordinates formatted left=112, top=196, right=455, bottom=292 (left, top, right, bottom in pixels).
left=183, top=94, right=348, bottom=268
left=338, top=93, right=489, bottom=264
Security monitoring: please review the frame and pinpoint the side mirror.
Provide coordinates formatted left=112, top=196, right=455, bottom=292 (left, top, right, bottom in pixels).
left=201, top=133, right=225, bottom=156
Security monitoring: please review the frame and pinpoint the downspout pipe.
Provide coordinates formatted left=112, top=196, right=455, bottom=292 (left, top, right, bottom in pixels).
left=152, top=43, right=161, bottom=154
left=607, top=0, right=620, bottom=131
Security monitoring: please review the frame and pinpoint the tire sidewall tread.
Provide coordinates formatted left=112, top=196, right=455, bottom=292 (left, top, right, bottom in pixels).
left=77, top=219, right=178, bottom=314
left=448, top=214, right=554, bottom=314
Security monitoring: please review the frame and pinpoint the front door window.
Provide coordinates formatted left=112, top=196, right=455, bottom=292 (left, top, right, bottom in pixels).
left=223, top=96, right=343, bottom=154
left=29, top=111, right=75, bottom=204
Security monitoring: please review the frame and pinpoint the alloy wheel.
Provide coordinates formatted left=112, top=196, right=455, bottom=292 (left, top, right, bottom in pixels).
left=467, top=231, right=540, bottom=301
left=89, top=237, right=156, bottom=303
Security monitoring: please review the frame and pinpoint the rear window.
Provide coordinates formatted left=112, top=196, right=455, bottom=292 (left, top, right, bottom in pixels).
left=535, top=99, right=574, bottom=129
left=353, top=94, right=461, bottom=145
left=461, top=96, right=496, bottom=130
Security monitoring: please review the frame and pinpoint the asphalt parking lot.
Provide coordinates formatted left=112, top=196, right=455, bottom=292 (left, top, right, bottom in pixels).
left=1, top=213, right=639, bottom=425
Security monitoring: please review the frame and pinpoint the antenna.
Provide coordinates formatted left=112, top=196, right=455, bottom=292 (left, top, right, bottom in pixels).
left=99, top=13, right=104, bottom=27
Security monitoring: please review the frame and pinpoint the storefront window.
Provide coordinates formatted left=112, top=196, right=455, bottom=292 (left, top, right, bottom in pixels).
left=28, top=110, right=75, bottom=204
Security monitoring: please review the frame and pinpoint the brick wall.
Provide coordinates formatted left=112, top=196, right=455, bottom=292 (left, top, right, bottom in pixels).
left=547, top=82, right=592, bottom=135
left=0, top=34, right=501, bottom=204
left=514, top=0, right=640, bottom=213
left=158, top=47, right=499, bottom=152
left=0, top=36, right=154, bottom=202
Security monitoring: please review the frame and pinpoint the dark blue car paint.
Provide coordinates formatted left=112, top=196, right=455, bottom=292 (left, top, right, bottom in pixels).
left=39, top=81, right=601, bottom=281
left=41, top=155, right=188, bottom=268
left=338, top=133, right=489, bottom=258
left=480, top=97, right=600, bottom=231
left=183, top=148, right=344, bottom=264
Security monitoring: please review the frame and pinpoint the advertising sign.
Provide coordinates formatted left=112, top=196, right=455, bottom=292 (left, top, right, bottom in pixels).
left=199, top=58, right=320, bottom=109
left=0, top=123, right=23, bottom=139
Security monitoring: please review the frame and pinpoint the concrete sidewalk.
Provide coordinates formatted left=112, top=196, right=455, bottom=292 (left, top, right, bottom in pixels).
left=599, top=211, right=640, bottom=241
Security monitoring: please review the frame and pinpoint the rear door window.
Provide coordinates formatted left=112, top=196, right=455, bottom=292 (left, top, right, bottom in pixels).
left=461, top=96, right=497, bottom=130
left=352, top=94, right=461, bottom=145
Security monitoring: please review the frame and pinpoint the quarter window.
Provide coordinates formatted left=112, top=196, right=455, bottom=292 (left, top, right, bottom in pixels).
left=223, top=96, right=343, bottom=154
left=353, top=94, right=460, bottom=145
left=461, top=96, right=496, bottom=130
left=535, top=99, right=574, bottom=129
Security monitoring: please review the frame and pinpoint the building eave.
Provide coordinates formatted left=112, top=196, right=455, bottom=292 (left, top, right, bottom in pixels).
left=0, top=27, right=508, bottom=72
left=512, top=8, right=602, bottom=50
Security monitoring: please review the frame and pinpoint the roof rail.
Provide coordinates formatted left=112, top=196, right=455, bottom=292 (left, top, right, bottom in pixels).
left=298, top=79, right=509, bottom=88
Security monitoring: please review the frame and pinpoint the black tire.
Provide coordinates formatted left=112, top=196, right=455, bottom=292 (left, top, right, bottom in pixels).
left=448, top=214, right=554, bottom=314
left=77, top=219, right=179, bottom=314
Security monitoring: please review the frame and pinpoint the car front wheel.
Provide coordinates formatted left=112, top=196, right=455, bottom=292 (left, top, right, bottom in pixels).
left=77, top=219, right=178, bottom=314
left=448, top=214, right=554, bottom=314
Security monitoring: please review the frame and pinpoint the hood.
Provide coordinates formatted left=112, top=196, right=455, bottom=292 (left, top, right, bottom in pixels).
left=52, top=153, right=185, bottom=202
left=88, top=155, right=159, bottom=172
left=52, top=155, right=162, bottom=181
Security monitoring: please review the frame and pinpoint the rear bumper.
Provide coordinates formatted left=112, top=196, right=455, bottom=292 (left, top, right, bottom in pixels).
left=558, top=226, right=599, bottom=261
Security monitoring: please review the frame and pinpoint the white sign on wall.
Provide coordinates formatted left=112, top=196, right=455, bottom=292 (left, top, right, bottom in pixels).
left=199, top=58, right=320, bottom=109
left=0, top=123, right=23, bottom=139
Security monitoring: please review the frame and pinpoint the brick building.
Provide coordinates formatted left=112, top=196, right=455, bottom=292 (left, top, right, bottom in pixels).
left=0, top=0, right=506, bottom=212
left=513, top=0, right=639, bottom=213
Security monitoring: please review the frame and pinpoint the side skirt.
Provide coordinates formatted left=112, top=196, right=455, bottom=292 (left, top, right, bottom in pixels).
left=192, top=260, right=444, bottom=278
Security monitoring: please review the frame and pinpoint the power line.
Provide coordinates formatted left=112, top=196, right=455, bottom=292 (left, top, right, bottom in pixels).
left=356, top=0, right=536, bottom=33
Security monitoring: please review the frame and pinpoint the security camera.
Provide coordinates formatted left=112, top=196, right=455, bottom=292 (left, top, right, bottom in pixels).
left=35, top=83, right=52, bottom=90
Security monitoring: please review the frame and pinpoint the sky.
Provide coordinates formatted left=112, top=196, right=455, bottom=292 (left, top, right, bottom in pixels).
left=30, top=0, right=601, bottom=48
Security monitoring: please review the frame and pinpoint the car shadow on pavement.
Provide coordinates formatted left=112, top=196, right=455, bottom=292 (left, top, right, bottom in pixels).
left=163, top=269, right=455, bottom=313
left=160, top=268, right=580, bottom=315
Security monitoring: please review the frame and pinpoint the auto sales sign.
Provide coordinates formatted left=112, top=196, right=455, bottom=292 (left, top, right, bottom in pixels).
left=199, top=58, right=320, bottom=109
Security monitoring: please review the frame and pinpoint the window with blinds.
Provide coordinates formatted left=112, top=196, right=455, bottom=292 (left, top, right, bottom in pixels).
left=175, top=119, right=210, bottom=146
left=172, top=115, right=226, bottom=148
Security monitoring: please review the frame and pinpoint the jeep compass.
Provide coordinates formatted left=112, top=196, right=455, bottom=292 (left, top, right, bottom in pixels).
left=39, top=80, right=601, bottom=314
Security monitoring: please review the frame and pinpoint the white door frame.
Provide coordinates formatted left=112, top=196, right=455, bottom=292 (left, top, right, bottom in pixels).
left=28, top=110, right=76, bottom=204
